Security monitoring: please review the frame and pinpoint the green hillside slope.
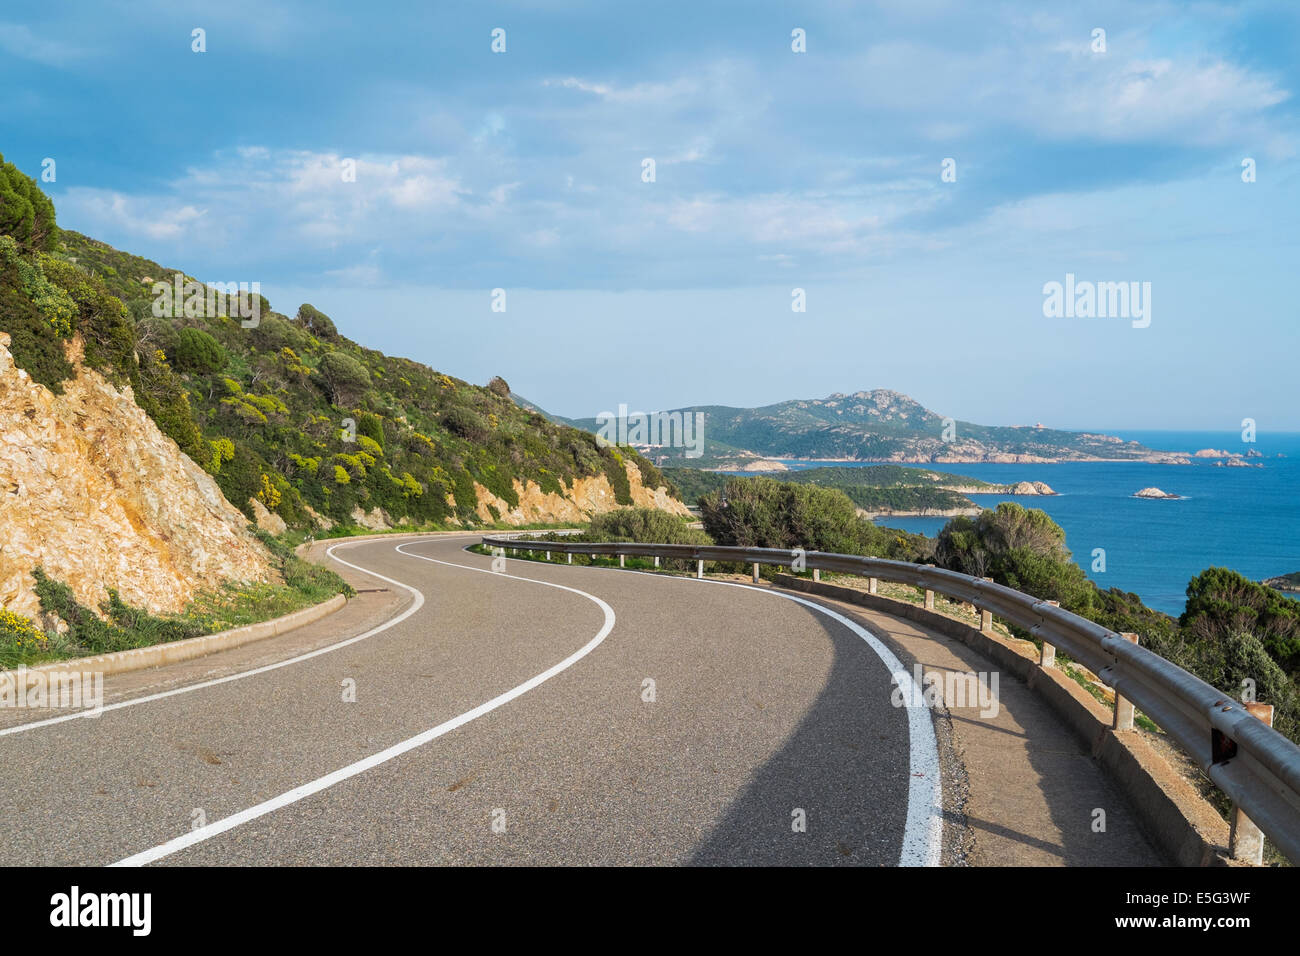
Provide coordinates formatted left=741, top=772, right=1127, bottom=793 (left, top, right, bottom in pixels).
left=0, top=153, right=673, bottom=532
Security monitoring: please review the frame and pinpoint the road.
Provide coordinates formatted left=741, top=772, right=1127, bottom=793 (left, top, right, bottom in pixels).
left=0, top=533, right=1163, bottom=866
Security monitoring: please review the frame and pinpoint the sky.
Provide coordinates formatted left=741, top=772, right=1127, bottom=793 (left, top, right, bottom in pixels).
left=1, top=0, right=1297, bottom=429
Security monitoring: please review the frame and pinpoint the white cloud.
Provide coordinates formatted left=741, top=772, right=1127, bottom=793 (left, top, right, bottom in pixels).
left=0, top=22, right=86, bottom=66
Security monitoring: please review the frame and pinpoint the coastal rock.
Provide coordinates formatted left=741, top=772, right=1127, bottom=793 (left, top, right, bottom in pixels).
left=1264, top=574, right=1300, bottom=593
left=1193, top=448, right=1233, bottom=458
left=1134, top=487, right=1180, bottom=500
left=716, top=459, right=789, bottom=473
left=1008, top=480, right=1057, bottom=496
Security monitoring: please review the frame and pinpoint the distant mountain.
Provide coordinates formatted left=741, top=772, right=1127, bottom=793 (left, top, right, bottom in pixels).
left=563, top=389, right=1188, bottom=465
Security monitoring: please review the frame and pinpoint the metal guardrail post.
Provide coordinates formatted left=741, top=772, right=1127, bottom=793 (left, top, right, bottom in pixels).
left=1040, top=600, right=1059, bottom=668
left=1230, top=702, right=1275, bottom=865
left=979, top=577, right=994, bottom=633
left=1113, top=632, right=1139, bottom=730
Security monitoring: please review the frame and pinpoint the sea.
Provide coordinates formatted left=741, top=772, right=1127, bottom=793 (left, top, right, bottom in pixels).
left=775, top=431, right=1300, bottom=616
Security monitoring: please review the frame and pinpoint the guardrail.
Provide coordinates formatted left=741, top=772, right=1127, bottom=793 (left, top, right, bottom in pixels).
left=480, top=534, right=1300, bottom=865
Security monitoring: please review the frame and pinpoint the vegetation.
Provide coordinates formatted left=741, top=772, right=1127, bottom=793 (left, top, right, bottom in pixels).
left=929, top=503, right=1300, bottom=742
left=0, top=159, right=671, bottom=534
left=581, top=507, right=711, bottom=546
left=666, top=464, right=987, bottom=512
left=697, top=476, right=930, bottom=561
left=0, top=536, right=351, bottom=668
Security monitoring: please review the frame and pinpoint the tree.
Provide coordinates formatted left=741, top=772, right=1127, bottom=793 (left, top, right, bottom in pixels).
left=318, top=350, right=371, bottom=406
left=1182, top=568, right=1300, bottom=678
left=295, top=303, right=338, bottom=341
left=487, top=375, right=511, bottom=398
left=699, top=476, right=885, bottom=555
left=0, top=152, right=58, bottom=254
left=934, top=504, right=1093, bottom=611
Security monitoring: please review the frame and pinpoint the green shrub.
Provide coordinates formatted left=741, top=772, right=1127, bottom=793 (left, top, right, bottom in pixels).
left=318, top=350, right=370, bottom=405
left=583, top=508, right=712, bottom=546
left=174, top=327, right=227, bottom=373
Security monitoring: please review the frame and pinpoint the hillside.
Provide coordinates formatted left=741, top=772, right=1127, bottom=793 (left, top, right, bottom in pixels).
left=563, top=390, right=1188, bottom=465
left=0, top=152, right=686, bottom=620
left=665, top=464, right=1054, bottom=516
left=1, top=159, right=683, bottom=546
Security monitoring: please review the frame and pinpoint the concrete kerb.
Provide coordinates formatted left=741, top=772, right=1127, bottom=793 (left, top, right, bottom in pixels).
left=774, top=573, right=1233, bottom=867
left=3, top=530, right=486, bottom=685
left=2, top=593, right=347, bottom=682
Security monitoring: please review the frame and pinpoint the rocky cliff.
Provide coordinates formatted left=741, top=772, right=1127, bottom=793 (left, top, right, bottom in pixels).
left=468, top=461, right=691, bottom=526
left=0, top=333, right=276, bottom=621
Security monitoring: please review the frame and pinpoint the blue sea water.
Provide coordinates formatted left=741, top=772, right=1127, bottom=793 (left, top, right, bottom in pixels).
left=776, top=431, right=1300, bottom=616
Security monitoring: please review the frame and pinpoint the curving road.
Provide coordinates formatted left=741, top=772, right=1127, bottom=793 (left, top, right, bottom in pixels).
left=0, top=533, right=1162, bottom=866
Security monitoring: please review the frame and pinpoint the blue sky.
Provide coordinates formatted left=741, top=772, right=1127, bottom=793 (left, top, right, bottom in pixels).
left=2, top=0, right=1297, bottom=428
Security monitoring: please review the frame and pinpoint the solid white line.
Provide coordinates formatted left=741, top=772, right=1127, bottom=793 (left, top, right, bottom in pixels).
left=112, top=543, right=616, bottom=867
left=0, top=538, right=434, bottom=738
left=478, top=550, right=944, bottom=867
left=708, top=583, right=943, bottom=866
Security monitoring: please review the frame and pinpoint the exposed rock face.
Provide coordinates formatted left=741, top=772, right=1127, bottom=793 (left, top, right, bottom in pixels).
left=302, top=503, right=335, bottom=530
left=328, top=462, right=688, bottom=533
left=0, top=333, right=276, bottom=620
left=473, top=462, right=690, bottom=527
left=249, top=497, right=287, bottom=535
left=1134, top=487, right=1180, bottom=499
left=348, top=506, right=390, bottom=531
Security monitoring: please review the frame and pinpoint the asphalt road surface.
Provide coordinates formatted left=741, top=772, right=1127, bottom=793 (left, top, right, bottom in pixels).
left=0, top=533, right=1162, bottom=866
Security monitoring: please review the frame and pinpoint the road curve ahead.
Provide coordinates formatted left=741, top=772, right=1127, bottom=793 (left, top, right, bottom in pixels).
left=0, top=533, right=949, bottom=866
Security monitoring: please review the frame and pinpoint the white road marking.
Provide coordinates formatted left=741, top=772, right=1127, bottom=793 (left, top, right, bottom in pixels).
left=112, top=543, right=616, bottom=867
left=0, top=537, right=435, bottom=738
left=480, top=549, right=944, bottom=867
